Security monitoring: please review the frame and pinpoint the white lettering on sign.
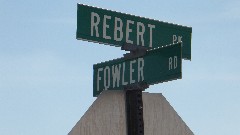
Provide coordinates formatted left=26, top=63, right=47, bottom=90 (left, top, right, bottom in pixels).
left=96, top=58, right=145, bottom=91
left=97, top=68, right=103, bottom=91
left=104, top=66, right=111, bottom=90
left=137, top=22, right=145, bottom=46
left=174, top=56, right=177, bottom=69
left=112, top=64, right=121, bottom=88
left=130, top=60, right=136, bottom=84
left=103, top=15, right=111, bottom=40
left=148, top=24, right=155, bottom=47
left=138, top=58, right=144, bottom=81
left=126, top=20, right=134, bottom=44
left=122, top=62, right=128, bottom=85
left=90, top=12, right=155, bottom=48
left=114, top=17, right=123, bottom=41
left=173, top=35, right=183, bottom=44
left=169, top=56, right=178, bottom=70
left=91, top=12, right=100, bottom=37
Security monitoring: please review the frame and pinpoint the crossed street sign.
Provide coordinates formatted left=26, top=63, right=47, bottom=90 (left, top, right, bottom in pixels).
left=77, top=4, right=191, bottom=97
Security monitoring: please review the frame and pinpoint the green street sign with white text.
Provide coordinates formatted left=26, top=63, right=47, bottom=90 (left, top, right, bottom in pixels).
left=93, top=43, right=182, bottom=97
left=77, top=4, right=192, bottom=60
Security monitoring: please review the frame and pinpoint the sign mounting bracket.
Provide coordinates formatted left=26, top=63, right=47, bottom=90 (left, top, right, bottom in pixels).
left=121, top=43, right=148, bottom=60
left=125, top=82, right=148, bottom=135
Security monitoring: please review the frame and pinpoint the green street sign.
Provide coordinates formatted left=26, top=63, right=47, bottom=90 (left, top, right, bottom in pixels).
left=77, top=4, right=192, bottom=60
left=93, top=43, right=182, bottom=97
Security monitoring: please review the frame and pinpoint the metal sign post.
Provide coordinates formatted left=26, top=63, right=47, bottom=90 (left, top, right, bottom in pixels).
left=122, top=45, right=149, bottom=135
left=125, top=82, right=148, bottom=135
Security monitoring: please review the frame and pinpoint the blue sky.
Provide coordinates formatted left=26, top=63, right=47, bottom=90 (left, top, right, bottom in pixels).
left=1, top=0, right=240, bottom=135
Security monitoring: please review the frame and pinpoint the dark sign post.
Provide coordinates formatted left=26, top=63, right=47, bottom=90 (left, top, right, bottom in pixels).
left=77, top=4, right=192, bottom=59
left=93, top=43, right=182, bottom=97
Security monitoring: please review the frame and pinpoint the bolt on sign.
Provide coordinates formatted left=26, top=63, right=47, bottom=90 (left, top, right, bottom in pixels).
left=93, top=43, right=182, bottom=97
left=77, top=4, right=192, bottom=60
